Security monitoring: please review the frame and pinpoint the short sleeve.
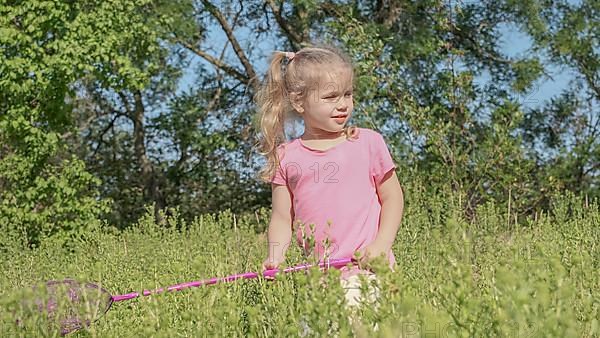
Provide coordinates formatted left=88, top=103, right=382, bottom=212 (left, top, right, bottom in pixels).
left=369, top=130, right=396, bottom=185
left=270, top=145, right=287, bottom=185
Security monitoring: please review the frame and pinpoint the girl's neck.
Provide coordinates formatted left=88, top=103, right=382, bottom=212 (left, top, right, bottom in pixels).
left=301, top=127, right=344, bottom=141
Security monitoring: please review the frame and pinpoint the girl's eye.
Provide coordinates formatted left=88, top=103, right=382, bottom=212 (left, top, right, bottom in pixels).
left=345, top=92, right=353, bottom=97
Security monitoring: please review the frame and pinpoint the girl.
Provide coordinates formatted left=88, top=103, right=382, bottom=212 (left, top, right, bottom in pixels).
left=255, top=45, right=404, bottom=309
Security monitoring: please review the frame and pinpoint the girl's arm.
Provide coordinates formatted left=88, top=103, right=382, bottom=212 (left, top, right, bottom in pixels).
left=358, top=169, right=404, bottom=267
left=263, top=183, right=294, bottom=269
left=373, top=169, right=404, bottom=251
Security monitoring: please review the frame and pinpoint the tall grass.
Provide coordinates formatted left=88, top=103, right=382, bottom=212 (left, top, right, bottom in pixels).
left=1, top=193, right=598, bottom=337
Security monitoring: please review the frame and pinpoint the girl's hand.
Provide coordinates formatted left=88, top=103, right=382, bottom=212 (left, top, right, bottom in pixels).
left=355, top=241, right=390, bottom=271
left=262, top=256, right=285, bottom=280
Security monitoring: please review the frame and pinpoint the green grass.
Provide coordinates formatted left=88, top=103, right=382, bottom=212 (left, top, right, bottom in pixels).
left=0, top=194, right=598, bottom=337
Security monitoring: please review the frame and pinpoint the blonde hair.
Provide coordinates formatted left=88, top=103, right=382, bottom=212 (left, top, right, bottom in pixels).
left=254, top=45, right=359, bottom=183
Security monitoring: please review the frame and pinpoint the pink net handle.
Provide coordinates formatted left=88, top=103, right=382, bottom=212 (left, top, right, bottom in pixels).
left=112, top=258, right=353, bottom=302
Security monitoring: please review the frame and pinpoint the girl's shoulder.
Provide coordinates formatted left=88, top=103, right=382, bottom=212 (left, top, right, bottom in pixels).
left=275, top=138, right=301, bottom=161
left=276, top=138, right=299, bottom=152
left=355, top=127, right=377, bottom=136
left=354, top=127, right=390, bottom=152
left=354, top=127, right=382, bottom=141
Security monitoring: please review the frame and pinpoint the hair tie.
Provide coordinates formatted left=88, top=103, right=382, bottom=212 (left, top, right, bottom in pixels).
left=284, top=51, right=296, bottom=61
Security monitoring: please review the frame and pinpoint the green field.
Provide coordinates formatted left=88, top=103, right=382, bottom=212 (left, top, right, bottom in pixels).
left=1, top=194, right=598, bottom=337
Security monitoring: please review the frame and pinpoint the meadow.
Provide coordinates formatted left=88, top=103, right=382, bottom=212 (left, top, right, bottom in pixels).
left=2, top=1, right=598, bottom=337
left=0, top=193, right=598, bottom=337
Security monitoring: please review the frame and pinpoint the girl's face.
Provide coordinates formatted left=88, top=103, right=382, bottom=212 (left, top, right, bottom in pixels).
left=298, top=66, right=354, bottom=137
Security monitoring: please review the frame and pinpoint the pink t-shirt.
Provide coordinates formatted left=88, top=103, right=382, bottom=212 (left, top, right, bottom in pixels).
left=271, top=127, right=397, bottom=279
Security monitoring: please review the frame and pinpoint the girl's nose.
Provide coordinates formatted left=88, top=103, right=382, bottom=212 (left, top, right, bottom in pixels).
left=336, top=97, right=349, bottom=110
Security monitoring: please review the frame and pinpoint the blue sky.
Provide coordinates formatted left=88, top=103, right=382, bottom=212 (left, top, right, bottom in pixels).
left=493, top=22, right=575, bottom=108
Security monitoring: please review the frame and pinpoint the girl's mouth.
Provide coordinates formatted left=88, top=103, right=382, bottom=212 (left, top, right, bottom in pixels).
left=332, top=115, right=348, bottom=124
left=331, top=115, right=348, bottom=123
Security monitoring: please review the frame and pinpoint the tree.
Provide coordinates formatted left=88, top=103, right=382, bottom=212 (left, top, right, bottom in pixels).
left=0, top=0, right=164, bottom=243
left=508, top=0, right=599, bottom=200
left=66, top=0, right=274, bottom=225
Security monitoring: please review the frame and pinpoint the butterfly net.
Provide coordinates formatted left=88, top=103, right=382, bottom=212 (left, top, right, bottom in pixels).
left=12, top=279, right=113, bottom=336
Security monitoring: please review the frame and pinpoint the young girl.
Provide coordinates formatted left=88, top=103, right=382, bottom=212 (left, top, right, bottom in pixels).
left=255, top=45, right=404, bottom=309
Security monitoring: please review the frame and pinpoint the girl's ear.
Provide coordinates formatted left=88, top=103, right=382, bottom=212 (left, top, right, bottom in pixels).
left=289, top=92, right=304, bottom=113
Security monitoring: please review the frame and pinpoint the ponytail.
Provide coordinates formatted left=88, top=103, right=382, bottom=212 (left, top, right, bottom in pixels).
left=255, top=52, right=289, bottom=183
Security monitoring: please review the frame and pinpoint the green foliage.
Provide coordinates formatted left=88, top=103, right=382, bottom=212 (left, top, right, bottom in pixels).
left=0, top=0, right=164, bottom=241
left=0, top=192, right=597, bottom=336
left=319, top=0, right=599, bottom=218
left=325, top=1, right=544, bottom=217
left=0, top=153, right=109, bottom=248
left=2, top=0, right=591, bottom=226
left=506, top=0, right=599, bottom=200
